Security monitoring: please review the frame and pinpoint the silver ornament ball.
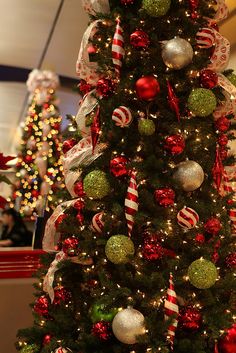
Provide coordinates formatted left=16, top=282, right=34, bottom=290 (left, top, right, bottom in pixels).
left=112, top=307, right=146, bottom=344
left=162, top=37, right=194, bottom=70
left=173, top=160, right=204, bottom=192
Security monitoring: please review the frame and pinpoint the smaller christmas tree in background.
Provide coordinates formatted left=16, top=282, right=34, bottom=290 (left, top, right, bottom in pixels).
left=11, top=70, right=65, bottom=217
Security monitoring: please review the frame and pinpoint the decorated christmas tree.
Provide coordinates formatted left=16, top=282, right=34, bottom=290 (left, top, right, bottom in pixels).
left=12, top=69, right=64, bottom=217
left=17, top=1, right=236, bottom=353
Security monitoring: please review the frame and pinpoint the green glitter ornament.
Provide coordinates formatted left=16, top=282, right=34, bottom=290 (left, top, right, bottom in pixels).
left=138, top=119, right=156, bottom=136
left=20, top=344, right=40, bottom=353
left=105, top=235, right=135, bottom=264
left=83, top=170, right=111, bottom=199
left=90, top=303, right=118, bottom=322
left=226, top=72, right=236, bottom=87
left=187, top=88, right=217, bottom=117
left=188, top=258, right=218, bottom=289
left=142, top=0, right=171, bottom=17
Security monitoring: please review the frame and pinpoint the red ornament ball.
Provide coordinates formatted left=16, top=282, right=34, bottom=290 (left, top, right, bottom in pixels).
left=218, top=324, right=236, bottom=353
left=91, top=321, right=112, bottom=341
left=34, top=295, right=49, bottom=317
left=142, top=234, right=165, bottom=261
left=74, top=181, right=86, bottom=197
left=74, top=199, right=85, bottom=211
left=31, top=189, right=40, bottom=198
left=195, top=233, right=205, bottom=244
left=200, top=69, right=218, bottom=89
left=215, top=116, right=231, bottom=132
left=96, top=78, right=115, bottom=98
left=120, top=0, right=134, bottom=4
left=179, top=306, right=202, bottom=331
left=218, top=134, right=228, bottom=146
left=62, top=236, right=80, bottom=256
left=76, top=212, right=84, bottom=225
left=43, top=334, right=53, bottom=346
left=110, top=156, right=128, bottom=177
left=204, top=217, right=222, bottom=235
left=55, top=214, right=67, bottom=230
left=225, top=252, right=236, bottom=269
left=53, top=287, right=71, bottom=305
left=25, top=155, right=33, bottom=163
left=130, top=30, right=150, bottom=49
left=135, top=76, right=160, bottom=101
left=79, top=80, right=92, bottom=95
left=154, top=187, right=175, bottom=207
left=62, top=138, right=77, bottom=154
left=164, top=134, right=185, bottom=155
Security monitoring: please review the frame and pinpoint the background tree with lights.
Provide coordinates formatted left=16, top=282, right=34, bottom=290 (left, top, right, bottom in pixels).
left=17, top=1, right=236, bottom=353
left=12, top=69, right=64, bottom=217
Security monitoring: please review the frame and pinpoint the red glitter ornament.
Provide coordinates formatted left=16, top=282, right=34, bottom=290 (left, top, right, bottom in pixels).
left=167, top=81, right=180, bottom=122
left=179, top=306, right=202, bottom=331
left=120, top=0, right=134, bottom=4
left=53, top=287, right=71, bottom=305
left=215, top=116, right=231, bottom=132
left=43, top=334, right=53, bottom=346
left=195, top=233, right=205, bottom=244
left=218, top=324, right=236, bottom=353
left=154, top=187, right=175, bottom=207
left=90, top=106, right=100, bottom=153
left=76, top=213, right=84, bottom=225
left=62, top=138, right=77, bottom=154
left=34, top=295, right=49, bottom=317
left=55, top=214, right=67, bottom=230
left=91, top=321, right=112, bottom=341
left=164, top=134, right=185, bottom=155
left=96, top=78, right=115, bottom=98
left=218, top=134, right=228, bottom=146
left=135, top=75, right=160, bottom=101
left=130, top=30, right=150, bottom=49
left=204, top=217, right=222, bottom=235
left=110, top=156, right=128, bottom=177
left=200, top=69, right=218, bottom=89
left=31, top=189, right=40, bottom=198
left=74, top=181, right=86, bottom=197
left=79, top=80, right=92, bottom=95
left=212, top=147, right=224, bottom=192
left=62, top=237, right=80, bottom=256
left=74, top=199, right=85, bottom=211
left=25, top=155, right=33, bottom=164
left=225, top=252, right=236, bottom=269
left=142, top=234, right=176, bottom=261
left=219, top=147, right=228, bottom=161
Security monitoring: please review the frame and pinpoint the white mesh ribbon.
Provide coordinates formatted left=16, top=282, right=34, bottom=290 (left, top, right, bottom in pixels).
left=76, top=20, right=102, bottom=85
left=76, top=90, right=98, bottom=137
left=63, top=136, right=103, bottom=196
left=26, top=69, right=59, bottom=93
left=214, top=74, right=236, bottom=119
left=207, top=0, right=229, bottom=24
left=43, top=250, right=66, bottom=302
left=42, top=199, right=78, bottom=252
left=81, top=0, right=110, bottom=16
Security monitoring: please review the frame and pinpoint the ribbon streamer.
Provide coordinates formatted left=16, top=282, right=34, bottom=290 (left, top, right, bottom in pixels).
left=76, top=90, right=99, bottom=137
left=81, top=0, right=110, bottom=16
left=76, top=20, right=102, bottom=85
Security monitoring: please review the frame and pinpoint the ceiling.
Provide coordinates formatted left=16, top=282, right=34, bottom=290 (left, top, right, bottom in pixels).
left=0, top=0, right=236, bottom=155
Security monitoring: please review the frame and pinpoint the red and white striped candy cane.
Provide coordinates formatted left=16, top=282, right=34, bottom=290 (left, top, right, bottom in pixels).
left=125, top=170, right=138, bottom=237
left=112, top=18, right=125, bottom=77
left=164, top=273, right=179, bottom=351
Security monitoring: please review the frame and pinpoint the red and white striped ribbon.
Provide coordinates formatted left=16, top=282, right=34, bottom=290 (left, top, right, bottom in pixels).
left=112, top=18, right=125, bottom=77
left=125, top=170, right=138, bottom=237
left=196, top=28, right=215, bottom=48
left=222, top=167, right=236, bottom=235
left=164, top=273, right=179, bottom=351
